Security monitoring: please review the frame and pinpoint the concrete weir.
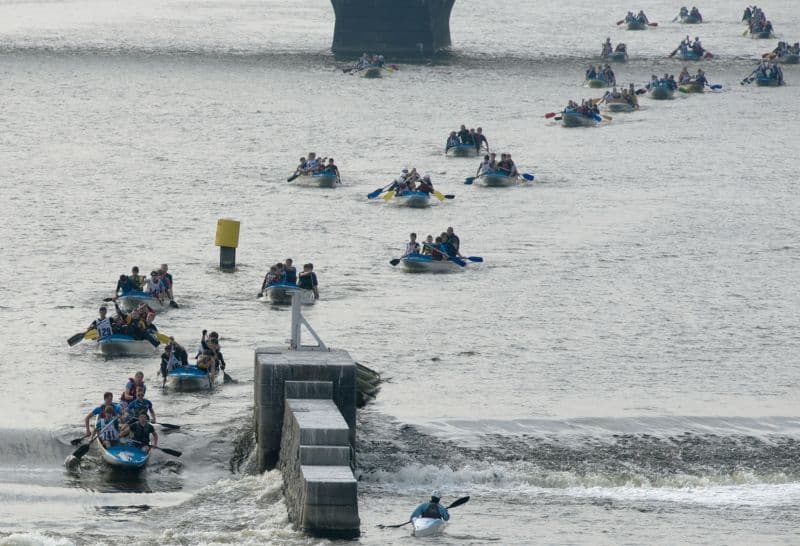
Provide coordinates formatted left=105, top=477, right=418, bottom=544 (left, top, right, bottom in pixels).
left=254, top=294, right=360, bottom=538
left=331, top=0, right=455, bottom=57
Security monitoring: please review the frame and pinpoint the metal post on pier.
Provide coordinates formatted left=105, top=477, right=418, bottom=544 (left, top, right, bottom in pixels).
left=289, top=291, right=327, bottom=351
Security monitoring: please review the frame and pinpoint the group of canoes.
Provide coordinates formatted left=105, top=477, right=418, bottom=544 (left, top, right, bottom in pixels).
left=445, top=125, right=489, bottom=157
left=288, top=152, right=341, bottom=187
left=259, top=259, right=320, bottom=305
left=585, top=64, right=616, bottom=87
left=742, top=6, right=774, bottom=39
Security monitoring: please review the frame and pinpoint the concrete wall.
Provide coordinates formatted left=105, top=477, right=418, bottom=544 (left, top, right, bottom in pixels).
left=331, top=0, right=455, bottom=57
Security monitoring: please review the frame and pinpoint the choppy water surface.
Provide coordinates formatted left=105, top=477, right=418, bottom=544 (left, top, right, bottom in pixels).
left=1, top=0, right=799, bottom=544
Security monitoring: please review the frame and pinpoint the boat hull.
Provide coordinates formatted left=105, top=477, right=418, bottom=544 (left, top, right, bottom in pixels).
left=294, top=173, right=338, bottom=188
left=167, top=365, right=218, bottom=390
left=586, top=78, right=609, bottom=88
left=401, top=254, right=463, bottom=273
left=679, top=15, right=702, bottom=24
left=395, top=191, right=431, bottom=208
left=649, top=86, right=675, bottom=100
left=626, top=21, right=647, bottom=30
left=96, top=439, right=149, bottom=470
left=561, top=111, right=598, bottom=127
left=604, top=51, right=628, bottom=62
left=605, top=101, right=635, bottom=112
left=678, top=50, right=702, bottom=61
left=477, top=172, right=518, bottom=187
left=445, top=144, right=478, bottom=157
left=117, top=292, right=165, bottom=313
left=412, top=518, right=446, bottom=537
left=754, top=77, right=783, bottom=87
left=776, top=53, right=799, bottom=64
left=750, top=31, right=773, bottom=39
left=678, top=82, right=704, bottom=93
left=263, top=284, right=316, bottom=305
left=98, top=334, right=157, bottom=357
left=361, top=67, right=382, bottom=78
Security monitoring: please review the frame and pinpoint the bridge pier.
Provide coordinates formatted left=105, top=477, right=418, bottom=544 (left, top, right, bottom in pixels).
left=331, top=0, right=455, bottom=57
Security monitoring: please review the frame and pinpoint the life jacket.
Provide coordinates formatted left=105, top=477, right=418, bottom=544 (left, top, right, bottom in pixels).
left=422, top=502, right=442, bottom=519
left=95, top=317, right=114, bottom=339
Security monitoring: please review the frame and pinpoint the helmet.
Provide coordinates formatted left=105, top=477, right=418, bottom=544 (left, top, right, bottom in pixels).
left=431, top=490, right=441, bottom=500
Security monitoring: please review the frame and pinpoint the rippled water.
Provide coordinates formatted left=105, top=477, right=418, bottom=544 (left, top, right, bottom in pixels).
left=1, top=0, right=799, bottom=544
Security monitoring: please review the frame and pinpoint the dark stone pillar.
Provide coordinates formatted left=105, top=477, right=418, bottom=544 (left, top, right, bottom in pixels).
left=331, top=0, right=455, bottom=57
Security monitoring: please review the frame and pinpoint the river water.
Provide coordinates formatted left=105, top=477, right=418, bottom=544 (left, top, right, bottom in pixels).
left=1, top=0, right=799, bottom=544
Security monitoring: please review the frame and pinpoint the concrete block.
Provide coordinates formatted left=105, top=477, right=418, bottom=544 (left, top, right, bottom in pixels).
left=285, top=380, right=333, bottom=399
left=300, top=446, right=351, bottom=466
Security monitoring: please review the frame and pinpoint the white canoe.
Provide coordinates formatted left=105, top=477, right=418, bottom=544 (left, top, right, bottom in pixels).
left=293, top=172, right=339, bottom=188
left=98, top=334, right=158, bottom=358
left=116, top=291, right=166, bottom=313
left=393, top=191, right=432, bottom=208
left=96, top=438, right=149, bottom=470
left=445, top=143, right=479, bottom=157
left=166, top=364, right=220, bottom=391
left=412, top=517, right=446, bottom=537
left=262, top=284, right=316, bottom=305
left=401, top=254, right=464, bottom=273
left=477, top=171, right=518, bottom=187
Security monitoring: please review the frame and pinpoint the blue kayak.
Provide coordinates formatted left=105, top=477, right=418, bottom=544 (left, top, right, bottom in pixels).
left=561, top=110, right=599, bottom=127
left=167, top=364, right=217, bottom=390
left=400, top=253, right=464, bottom=273
left=97, top=439, right=149, bottom=469
left=394, top=191, right=432, bottom=208
left=98, top=334, right=157, bottom=357
left=445, top=143, right=479, bottom=157
left=117, top=290, right=166, bottom=313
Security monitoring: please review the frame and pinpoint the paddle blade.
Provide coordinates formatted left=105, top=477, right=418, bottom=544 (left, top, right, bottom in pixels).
left=601, top=114, right=613, bottom=121
left=159, top=447, right=182, bottom=457
left=615, top=19, right=624, bottom=25
left=287, top=173, right=300, bottom=182
left=389, top=258, right=401, bottom=267
left=447, top=496, right=470, bottom=509
left=382, top=190, right=395, bottom=201
left=367, top=188, right=384, bottom=199
left=520, top=173, right=534, bottom=181
left=450, top=256, right=467, bottom=267
left=169, top=300, right=179, bottom=308
left=70, top=436, right=86, bottom=445
left=70, top=442, right=91, bottom=460
left=544, top=112, right=557, bottom=119
left=377, top=520, right=411, bottom=529
left=223, top=372, right=236, bottom=384
left=710, top=84, right=722, bottom=90
left=67, top=332, right=86, bottom=346
left=466, top=256, right=484, bottom=263
left=464, top=177, right=475, bottom=185
left=159, top=423, right=180, bottom=430
left=444, top=194, right=455, bottom=199
left=648, top=22, right=658, bottom=26
left=636, top=88, right=646, bottom=95
left=84, top=329, right=99, bottom=341
left=102, top=297, right=114, bottom=302
left=155, top=332, right=170, bottom=344
left=433, top=190, right=445, bottom=202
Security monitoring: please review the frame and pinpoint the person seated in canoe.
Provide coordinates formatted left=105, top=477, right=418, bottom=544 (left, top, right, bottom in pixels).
left=124, top=412, right=158, bottom=454
left=416, top=174, right=434, bottom=195
left=89, top=305, right=115, bottom=340
left=128, top=266, right=145, bottom=291
left=96, top=404, right=121, bottom=448
left=445, top=131, right=459, bottom=151
left=428, top=237, right=446, bottom=261
left=768, top=63, right=784, bottom=84
left=742, top=6, right=752, bottom=23
left=679, top=6, right=688, bottom=18
left=411, top=491, right=450, bottom=522
left=477, top=154, right=492, bottom=177
left=395, top=176, right=411, bottom=195
left=690, top=37, right=705, bottom=56
left=602, top=64, right=616, bottom=85
left=121, top=371, right=146, bottom=407
left=585, top=64, right=597, bottom=80
left=506, top=153, right=519, bottom=177
left=445, top=227, right=461, bottom=255
left=403, top=233, right=420, bottom=256
left=679, top=67, right=691, bottom=84
left=115, top=274, right=134, bottom=298
left=147, top=270, right=167, bottom=303
left=196, top=352, right=217, bottom=382
left=420, top=235, right=435, bottom=255
left=291, top=156, right=306, bottom=179
left=322, top=158, right=340, bottom=181
left=636, top=10, right=649, bottom=24
left=623, top=11, right=634, bottom=24
left=125, top=387, right=156, bottom=425
left=203, top=331, right=227, bottom=373
left=457, top=125, right=472, bottom=145
left=474, top=127, right=488, bottom=152
left=763, top=21, right=773, bottom=35
left=690, top=7, right=702, bottom=22
left=298, top=263, right=319, bottom=300
left=354, top=52, right=369, bottom=70
left=790, top=43, right=800, bottom=55
left=601, top=38, right=612, bottom=57
left=301, top=152, right=320, bottom=174
left=160, top=338, right=189, bottom=387
left=284, top=258, right=297, bottom=284
left=694, top=69, right=708, bottom=87
left=84, top=391, right=125, bottom=439
left=159, top=263, right=176, bottom=305
left=262, top=265, right=280, bottom=291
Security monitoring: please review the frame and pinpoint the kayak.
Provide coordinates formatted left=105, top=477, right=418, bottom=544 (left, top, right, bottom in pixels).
left=626, top=21, right=647, bottom=30
left=604, top=51, right=628, bottom=62
left=605, top=100, right=635, bottom=112
left=678, top=82, right=704, bottom=93
left=96, top=438, right=149, bottom=470
left=477, top=171, right=519, bottom=187
left=116, top=291, right=166, bottom=313
left=166, top=364, right=219, bottom=390
left=412, top=517, right=446, bottom=537
left=678, top=50, right=703, bottom=61
left=586, top=78, right=610, bottom=88
left=649, top=85, right=675, bottom=100
left=293, top=172, right=338, bottom=188
left=401, top=253, right=464, bottom=273
left=262, top=283, right=316, bottom=305
left=776, top=53, right=800, bottom=65
left=754, top=77, right=783, bottom=87
left=393, top=191, right=431, bottom=208
left=98, top=334, right=157, bottom=358
left=445, top=143, right=479, bottom=157
left=361, top=66, right=382, bottom=78
left=679, top=14, right=702, bottom=24
left=561, top=111, right=598, bottom=127
left=749, top=30, right=773, bottom=39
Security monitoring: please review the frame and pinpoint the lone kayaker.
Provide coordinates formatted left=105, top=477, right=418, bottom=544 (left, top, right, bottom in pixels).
left=411, top=491, right=450, bottom=521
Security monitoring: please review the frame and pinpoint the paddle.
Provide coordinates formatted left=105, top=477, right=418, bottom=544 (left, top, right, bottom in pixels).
left=169, top=300, right=179, bottom=309
left=544, top=112, right=558, bottom=119
left=66, top=418, right=118, bottom=464
left=466, top=256, right=483, bottom=262
left=668, top=48, right=678, bottom=57
left=423, top=244, right=466, bottom=267
left=381, top=190, right=396, bottom=201
left=464, top=176, right=476, bottom=185
left=389, top=258, right=402, bottom=266
left=367, top=181, right=394, bottom=199
left=433, top=190, right=455, bottom=201
left=708, top=83, right=722, bottom=90
left=520, top=173, right=535, bottom=181
left=222, top=371, right=236, bottom=384
left=129, top=440, right=182, bottom=458
left=287, top=171, right=301, bottom=182
left=377, top=496, right=471, bottom=529
left=601, top=114, right=613, bottom=121
left=616, top=19, right=624, bottom=25
left=159, top=423, right=181, bottom=430
left=67, top=330, right=90, bottom=347
left=648, top=22, right=658, bottom=27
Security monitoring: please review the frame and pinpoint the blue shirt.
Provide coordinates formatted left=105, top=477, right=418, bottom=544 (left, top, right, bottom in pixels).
left=410, top=502, right=449, bottom=521
left=126, top=399, right=153, bottom=420
left=92, top=402, right=123, bottom=416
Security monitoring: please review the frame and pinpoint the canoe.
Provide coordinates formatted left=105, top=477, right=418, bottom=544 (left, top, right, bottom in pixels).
left=749, top=30, right=773, bottom=39
left=678, top=50, right=702, bottom=61
left=776, top=54, right=799, bottom=65
left=361, top=66, right=382, bottom=78
left=626, top=21, right=647, bottom=30
left=401, top=253, right=464, bottom=273
left=166, top=364, right=219, bottom=391
left=606, top=51, right=628, bottom=62
left=649, top=85, right=675, bottom=99
left=394, top=191, right=431, bottom=208
left=293, top=172, right=338, bottom=188
left=679, top=15, right=702, bottom=24
left=96, top=438, right=149, bottom=470
left=116, top=291, right=165, bottom=313
left=445, top=143, right=479, bottom=157
left=98, top=334, right=157, bottom=357
left=412, top=517, right=446, bottom=537
left=678, top=82, right=704, bottom=93
left=477, top=171, right=518, bottom=187
left=605, top=100, right=635, bottom=112
left=262, top=283, right=316, bottom=305
left=586, top=78, right=610, bottom=88
left=754, top=77, right=783, bottom=87
left=561, top=111, right=598, bottom=127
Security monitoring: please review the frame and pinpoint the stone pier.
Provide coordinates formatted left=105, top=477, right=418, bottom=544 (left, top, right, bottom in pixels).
left=330, top=0, right=456, bottom=57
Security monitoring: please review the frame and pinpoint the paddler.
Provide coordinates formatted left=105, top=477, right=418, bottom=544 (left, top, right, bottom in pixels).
left=125, top=387, right=156, bottom=424
left=121, top=371, right=146, bottom=406
left=160, top=338, right=189, bottom=387
left=403, top=233, right=420, bottom=256
left=96, top=405, right=121, bottom=448
left=89, top=306, right=114, bottom=340
left=298, top=263, right=319, bottom=300
left=124, top=412, right=158, bottom=454
left=411, top=490, right=450, bottom=522
left=84, top=392, right=125, bottom=438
